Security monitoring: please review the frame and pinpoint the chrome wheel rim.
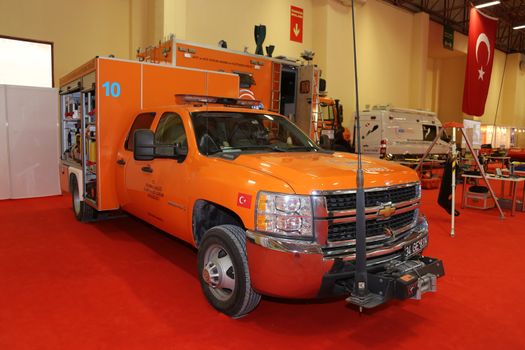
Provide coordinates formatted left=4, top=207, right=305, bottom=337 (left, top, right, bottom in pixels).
left=73, top=185, right=81, bottom=214
left=202, top=243, right=236, bottom=301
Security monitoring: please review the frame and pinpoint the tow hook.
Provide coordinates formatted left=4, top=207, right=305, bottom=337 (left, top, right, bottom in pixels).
left=411, top=273, right=437, bottom=300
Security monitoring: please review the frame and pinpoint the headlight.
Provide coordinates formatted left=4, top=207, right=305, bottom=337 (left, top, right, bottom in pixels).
left=256, top=191, right=313, bottom=238
left=415, top=182, right=422, bottom=198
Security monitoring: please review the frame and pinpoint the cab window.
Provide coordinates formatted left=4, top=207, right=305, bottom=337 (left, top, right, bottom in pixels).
left=422, top=124, right=437, bottom=141
left=125, top=112, right=155, bottom=150
left=155, top=112, right=188, bottom=156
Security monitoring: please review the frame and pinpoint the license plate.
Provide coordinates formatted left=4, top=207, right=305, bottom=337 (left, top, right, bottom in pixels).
left=403, top=236, right=428, bottom=258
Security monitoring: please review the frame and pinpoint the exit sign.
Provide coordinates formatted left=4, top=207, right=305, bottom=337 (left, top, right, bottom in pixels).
left=290, top=6, right=303, bottom=43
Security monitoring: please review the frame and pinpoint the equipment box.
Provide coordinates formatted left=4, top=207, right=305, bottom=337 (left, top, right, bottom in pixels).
left=465, top=187, right=495, bottom=209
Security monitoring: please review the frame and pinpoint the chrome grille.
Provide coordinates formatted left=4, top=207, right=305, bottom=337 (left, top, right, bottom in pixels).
left=328, top=210, right=416, bottom=242
left=325, top=185, right=418, bottom=212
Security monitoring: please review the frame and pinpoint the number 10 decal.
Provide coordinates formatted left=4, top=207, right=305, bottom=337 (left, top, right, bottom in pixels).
left=102, top=81, right=121, bottom=97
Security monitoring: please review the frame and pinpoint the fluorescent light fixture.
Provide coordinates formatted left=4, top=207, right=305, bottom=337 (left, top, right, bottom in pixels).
left=475, top=1, right=500, bottom=9
left=513, top=25, right=525, bottom=30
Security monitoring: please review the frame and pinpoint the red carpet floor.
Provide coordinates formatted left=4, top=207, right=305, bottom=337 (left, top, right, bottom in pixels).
left=1, top=186, right=524, bottom=349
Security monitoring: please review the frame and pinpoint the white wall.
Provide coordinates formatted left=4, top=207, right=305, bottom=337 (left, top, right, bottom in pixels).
left=0, top=85, right=60, bottom=199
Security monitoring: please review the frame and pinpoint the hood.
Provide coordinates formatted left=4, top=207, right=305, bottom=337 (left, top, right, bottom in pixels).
left=230, top=151, right=420, bottom=194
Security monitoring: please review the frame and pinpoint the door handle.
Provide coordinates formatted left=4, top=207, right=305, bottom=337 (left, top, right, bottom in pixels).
left=141, top=166, right=153, bottom=173
left=116, top=158, right=126, bottom=165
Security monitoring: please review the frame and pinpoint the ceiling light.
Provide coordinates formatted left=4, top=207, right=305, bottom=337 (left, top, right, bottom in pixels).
left=513, top=25, right=525, bottom=30
left=475, top=1, right=500, bottom=9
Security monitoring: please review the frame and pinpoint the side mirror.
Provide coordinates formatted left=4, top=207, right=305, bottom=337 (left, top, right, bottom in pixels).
left=175, top=145, right=188, bottom=158
left=133, top=129, right=155, bottom=161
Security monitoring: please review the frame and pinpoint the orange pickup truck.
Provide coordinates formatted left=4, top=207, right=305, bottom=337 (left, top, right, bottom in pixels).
left=59, top=57, right=444, bottom=318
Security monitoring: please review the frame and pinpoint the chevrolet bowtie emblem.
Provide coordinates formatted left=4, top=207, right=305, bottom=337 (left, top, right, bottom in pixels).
left=378, top=203, right=396, bottom=219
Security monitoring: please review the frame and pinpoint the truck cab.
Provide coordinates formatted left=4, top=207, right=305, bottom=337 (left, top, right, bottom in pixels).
left=101, top=96, right=441, bottom=316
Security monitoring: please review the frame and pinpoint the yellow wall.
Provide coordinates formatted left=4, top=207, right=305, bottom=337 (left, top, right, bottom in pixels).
left=0, top=0, right=132, bottom=86
left=2, top=0, right=525, bottom=140
left=515, top=54, right=525, bottom=129
left=181, top=0, right=314, bottom=59
left=323, top=1, right=354, bottom=120
left=354, top=0, right=415, bottom=110
left=436, top=56, right=465, bottom=124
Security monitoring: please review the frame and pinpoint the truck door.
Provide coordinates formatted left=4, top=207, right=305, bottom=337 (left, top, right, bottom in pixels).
left=143, top=112, right=190, bottom=238
left=115, top=112, right=156, bottom=216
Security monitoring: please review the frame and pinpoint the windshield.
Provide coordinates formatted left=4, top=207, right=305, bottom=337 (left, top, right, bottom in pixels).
left=191, top=112, right=319, bottom=155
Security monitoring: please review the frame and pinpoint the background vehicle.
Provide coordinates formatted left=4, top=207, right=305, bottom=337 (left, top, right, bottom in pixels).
left=355, top=106, right=449, bottom=160
left=59, top=57, right=444, bottom=318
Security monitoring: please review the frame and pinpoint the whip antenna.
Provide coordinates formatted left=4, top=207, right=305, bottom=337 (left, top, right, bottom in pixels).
left=346, top=0, right=379, bottom=310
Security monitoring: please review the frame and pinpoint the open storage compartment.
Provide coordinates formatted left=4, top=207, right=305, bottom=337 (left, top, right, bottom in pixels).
left=59, top=61, right=99, bottom=208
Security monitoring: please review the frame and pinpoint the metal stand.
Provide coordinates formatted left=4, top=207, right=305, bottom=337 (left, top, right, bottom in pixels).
left=451, top=127, right=457, bottom=237
left=415, top=122, right=504, bottom=237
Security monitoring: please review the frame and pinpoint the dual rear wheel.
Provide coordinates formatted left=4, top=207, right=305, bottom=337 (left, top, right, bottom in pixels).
left=70, top=174, right=96, bottom=222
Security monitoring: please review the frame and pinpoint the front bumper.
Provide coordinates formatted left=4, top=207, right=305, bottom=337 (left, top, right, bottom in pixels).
left=245, top=216, right=436, bottom=299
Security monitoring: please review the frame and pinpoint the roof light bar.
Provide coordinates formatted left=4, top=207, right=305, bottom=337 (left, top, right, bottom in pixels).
left=175, top=94, right=262, bottom=108
left=475, top=1, right=500, bottom=9
left=513, top=25, right=525, bottom=30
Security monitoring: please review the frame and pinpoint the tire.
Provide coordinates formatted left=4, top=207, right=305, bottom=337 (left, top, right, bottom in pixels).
left=70, top=174, right=96, bottom=222
left=197, top=225, right=261, bottom=318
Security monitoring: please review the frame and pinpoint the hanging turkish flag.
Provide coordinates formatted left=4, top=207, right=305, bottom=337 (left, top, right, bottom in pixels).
left=462, top=8, right=498, bottom=116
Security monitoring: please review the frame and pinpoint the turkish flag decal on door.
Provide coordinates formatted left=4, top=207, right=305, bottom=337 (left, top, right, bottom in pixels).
left=462, top=8, right=498, bottom=116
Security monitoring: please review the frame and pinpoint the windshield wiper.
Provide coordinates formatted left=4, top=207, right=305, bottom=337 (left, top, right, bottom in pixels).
left=227, top=145, right=287, bottom=152
left=285, top=145, right=318, bottom=152
left=224, top=145, right=317, bottom=153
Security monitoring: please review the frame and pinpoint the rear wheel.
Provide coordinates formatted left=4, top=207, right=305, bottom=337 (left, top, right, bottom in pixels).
left=70, top=174, right=96, bottom=222
left=197, top=225, right=261, bottom=318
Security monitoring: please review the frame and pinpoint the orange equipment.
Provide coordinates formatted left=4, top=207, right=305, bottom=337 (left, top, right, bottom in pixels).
left=137, top=37, right=324, bottom=141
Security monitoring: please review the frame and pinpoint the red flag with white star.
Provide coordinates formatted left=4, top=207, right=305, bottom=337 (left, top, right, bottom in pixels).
left=462, top=8, right=498, bottom=116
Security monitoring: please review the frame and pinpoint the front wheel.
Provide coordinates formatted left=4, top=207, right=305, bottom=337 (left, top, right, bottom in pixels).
left=197, top=225, right=261, bottom=318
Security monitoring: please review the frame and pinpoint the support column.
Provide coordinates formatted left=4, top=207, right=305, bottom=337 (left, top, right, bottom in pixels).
left=410, top=12, right=429, bottom=109
left=129, top=0, right=164, bottom=57
left=163, top=0, right=187, bottom=39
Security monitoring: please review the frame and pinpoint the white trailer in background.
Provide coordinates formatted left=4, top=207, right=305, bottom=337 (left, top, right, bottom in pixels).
left=356, top=107, right=449, bottom=160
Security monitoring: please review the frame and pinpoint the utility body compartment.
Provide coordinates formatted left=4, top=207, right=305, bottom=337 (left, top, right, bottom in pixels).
left=59, top=57, right=239, bottom=211
left=137, top=37, right=324, bottom=142
left=358, top=107, right=449, bottom=159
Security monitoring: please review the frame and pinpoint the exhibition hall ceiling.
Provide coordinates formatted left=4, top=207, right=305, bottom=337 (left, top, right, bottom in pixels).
left=383, top=0, right=525, bottom=54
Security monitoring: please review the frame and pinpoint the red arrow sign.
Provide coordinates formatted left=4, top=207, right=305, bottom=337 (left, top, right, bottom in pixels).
left=290, top=6, right=303, bottom=43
